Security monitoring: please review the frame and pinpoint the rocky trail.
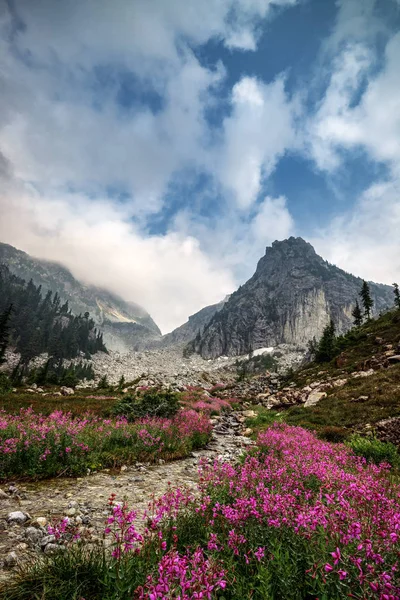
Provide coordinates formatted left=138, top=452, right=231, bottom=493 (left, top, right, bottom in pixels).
left=0, top=411, right=254, bottom=581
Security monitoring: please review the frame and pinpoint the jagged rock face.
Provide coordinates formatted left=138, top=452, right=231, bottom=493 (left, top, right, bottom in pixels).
left=0, top=242, right=161, bottom=350
left=192, top=237, right=394, bottom=359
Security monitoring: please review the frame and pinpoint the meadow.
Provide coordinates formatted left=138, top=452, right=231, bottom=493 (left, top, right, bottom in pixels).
left=0, top=387, right=226, bottom=479
left=2, top=423, right=399, bottom=599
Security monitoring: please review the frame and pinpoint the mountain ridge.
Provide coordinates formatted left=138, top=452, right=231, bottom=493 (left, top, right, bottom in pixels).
left=0, top=242, right=161, bottom=352
left=189, top=237, right=394, bottom=358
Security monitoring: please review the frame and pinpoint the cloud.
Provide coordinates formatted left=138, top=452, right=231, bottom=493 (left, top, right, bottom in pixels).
left=312, top=178, right=400, bottom=285
left=0, top=0, right=301, bottom=333
left=215, top=76, right=296, bottom=208
left=0, top=177, right=235, bottom=333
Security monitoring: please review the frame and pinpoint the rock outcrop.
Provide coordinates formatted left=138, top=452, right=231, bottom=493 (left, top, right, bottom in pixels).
left=190, top=237, right=393, bottom=358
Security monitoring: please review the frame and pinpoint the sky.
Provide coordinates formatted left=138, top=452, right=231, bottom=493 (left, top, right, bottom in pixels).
left=0, top=0, right=399, bottom=333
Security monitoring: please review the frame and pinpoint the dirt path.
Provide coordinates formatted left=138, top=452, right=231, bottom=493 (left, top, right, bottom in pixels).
left=0, top=413, right=253, bottom=580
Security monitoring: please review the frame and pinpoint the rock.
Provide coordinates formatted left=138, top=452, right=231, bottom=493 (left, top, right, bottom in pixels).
left=332, top=378, right=347, bottom=387
left=44, top=543, right=64, bottom=555
left=34, top=517, right=48, bottom=528
left=41, top=535, right=56, bottom=547
left=4, top=552, right=18, bottom=568
left=304, top=391, right=327, bottom=408
left=242, top=410, right=257, bottom=418
left=375, top=337, right=384, bottom=345
left=25, top=526, right=44, bottom=544
left=7, top=511, right=29, bottom=524
left=388, top=355, right=400, bottom=364
left=36, top=387, right=44, bottom=393
left=120, top=465, right=128, bottom=472
left=309, top=381, right=322, bottom=389
left=61, top=386, right=75, bottom=396
left=243, top=428, right=253, bottom=437
left=65, top=507, right=76, bottom=517
left=302, top=385, right=312, bottom=393
left=352, top=369, right=375, bottom=378
left=0, top=489, right=9, bottom=500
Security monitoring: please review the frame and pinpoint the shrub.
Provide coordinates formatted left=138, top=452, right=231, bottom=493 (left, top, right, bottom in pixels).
left=112, top=387, right=180, bottom=420
left=0, top=371, right=12, bottom=394
left=348, top=434, right=400, bottom=468
left=318, top=425, right=350, bottom=443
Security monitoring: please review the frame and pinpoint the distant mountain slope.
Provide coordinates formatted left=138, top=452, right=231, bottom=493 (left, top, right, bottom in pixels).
left=0, top=243, right=161, bottom=351
left=190, top=237, right=394, bottom=358
left=155, top=299, right=228, bottom=348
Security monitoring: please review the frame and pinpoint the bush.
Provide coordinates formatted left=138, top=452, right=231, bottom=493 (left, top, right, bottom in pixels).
left=318, top=426, right=350, bottom=443
left=112, top=387, right=180, bottom=420
left=348, top=434, right=400, bottom=468
left=0, top=371, right=12, bottom=393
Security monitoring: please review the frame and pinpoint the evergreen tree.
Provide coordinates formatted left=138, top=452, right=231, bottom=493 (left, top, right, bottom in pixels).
left=394, top=283, right=400, bottom=310
left=0, top=303, right=13, bottom=364
left=315, top=319, right=336, bottom=363
left=351, top=301, right=363, bottom=327
left=359, top=280, right=374, bottom=320
left=0, top=264, right=107, bottom=366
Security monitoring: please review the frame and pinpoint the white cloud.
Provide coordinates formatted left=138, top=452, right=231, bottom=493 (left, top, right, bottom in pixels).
left=0, top=0, right=301, bottom=333
left=215, top=76, right=295, bottom=208
left=0, top=181, right=235, bottom=333
left=312, top=178, right=400, bottom=285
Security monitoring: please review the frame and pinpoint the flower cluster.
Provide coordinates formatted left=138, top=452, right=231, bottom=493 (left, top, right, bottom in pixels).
left=103, top=424, right=400, bottom=599
left=0, top=407, right=212, bottom=478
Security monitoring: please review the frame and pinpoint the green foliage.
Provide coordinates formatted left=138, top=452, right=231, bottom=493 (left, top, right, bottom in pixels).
left=315, top=319, right=337, bottom=363
left=97, top=374, right=109, bottom=390
left=0, top=264, right=106, bottom=365
left=359, top=280, right=374, bottom=320
left=112, top=387, right=180, bottom=420
left=394, top=282, right=400, bottom=310
left=348, top=435, right=400, bottom=468
left=26, top=359, right=94, bottom=387
left=0, top=371, right=12, bottom=394
left=0, top=303, right=13, bottom=364
left=351, top=300, right=363, bottom=327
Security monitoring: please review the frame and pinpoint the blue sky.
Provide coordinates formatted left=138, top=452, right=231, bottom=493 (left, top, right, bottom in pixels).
left=0, top=0, right=399, bottom=332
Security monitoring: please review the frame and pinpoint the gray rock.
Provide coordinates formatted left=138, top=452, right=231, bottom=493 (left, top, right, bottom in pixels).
left=4, top=551, right=18, bottom=568
left=388, top=355, right=400, bottom=364
left=7, top=511, right=29, bottom=524
left=25, top=526, right=44, bottom=544
left=0, top=489, right=9, bottom=500
left=188, top=238, right=393, bottom=359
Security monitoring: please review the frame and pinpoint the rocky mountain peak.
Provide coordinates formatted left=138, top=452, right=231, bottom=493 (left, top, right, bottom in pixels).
left=189, top=238, right=394, bottom=359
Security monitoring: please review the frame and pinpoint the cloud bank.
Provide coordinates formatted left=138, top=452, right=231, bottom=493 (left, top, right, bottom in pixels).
left=0, top=0, right=399, bottom=332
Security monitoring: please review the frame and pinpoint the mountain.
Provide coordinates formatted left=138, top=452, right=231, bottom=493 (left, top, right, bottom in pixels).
left=0, top=243, right=161, bottom=352
left=190, top=237, right=394, bottom=359
left=154, top=299, right=228, bottom=348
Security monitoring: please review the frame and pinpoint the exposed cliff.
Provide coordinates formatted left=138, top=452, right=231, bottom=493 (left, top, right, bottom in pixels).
left=190, top=237, right=394, bottom=358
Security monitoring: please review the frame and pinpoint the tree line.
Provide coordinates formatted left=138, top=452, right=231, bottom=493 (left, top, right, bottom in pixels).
left=309, top=281, right=400, bottom=363
left=0, top=264, right=106, bottom=382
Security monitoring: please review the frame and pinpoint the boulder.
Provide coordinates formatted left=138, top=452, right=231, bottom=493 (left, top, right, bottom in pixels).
left=304, top=391, right=327, bottom=408
left=7, top=511, right=29, bottom=524
left=61, top=386, right=75, bottom=396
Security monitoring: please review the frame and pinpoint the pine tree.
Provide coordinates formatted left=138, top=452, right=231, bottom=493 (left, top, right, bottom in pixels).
left=0, top=304, right=13, bottom=364
left=315, top=319, right=336, bottom=363
left=351, top=301, right=363, bottom=326
left=359, top=280, right=374, bottom=320
left=394, top=283, right=400, bottom=310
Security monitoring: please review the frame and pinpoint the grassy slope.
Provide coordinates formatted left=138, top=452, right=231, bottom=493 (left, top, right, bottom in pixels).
left=247, top=310, right=400, bottom=437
